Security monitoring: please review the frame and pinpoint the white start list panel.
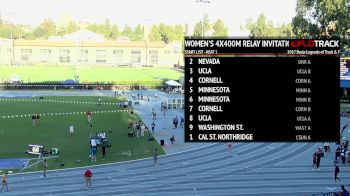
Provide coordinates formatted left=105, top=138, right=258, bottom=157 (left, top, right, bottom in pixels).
left=184, top=38, right=340, bottom=142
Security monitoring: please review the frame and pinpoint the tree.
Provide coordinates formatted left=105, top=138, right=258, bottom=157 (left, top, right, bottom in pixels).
left=292, top=0, right=350, bottom=50
left=56, top=26, right=67, bottom=36
left=19, top=24, right=35, bottom=40
left=277, top=23, right=293, bottom=37
left=122, top=24, right=133, bottom=38
left=33, top=26, right=46, bottom=38
left=245, top=14, right=271, bottom=37
left=192, top=13, right=211, bottom=37
left=149, top=25, right=162, bottom=41
left=101, top=18, right=111, bottom=38
left=86, top=24, right=98, bottom=34
left=159, top=23, right=170, bottom=43
left=202, top=13, right=210, bottom=36
left=109, top=25, right=119, bottom=40
left=41, top=19, right=56, bottom=36
left=159, top=23, right=181, bottom=43
left=132, top=24, right=144, bottom=41
left=244, top=14, right=295, bottom=38
left=104, top=18, right=110, bottom=29
left=22, top=31, right=35, bottom=40
left=0, top=24, right=13, bottom=39
left=173, top=24, right=185, bottom=41
left=212, top=19, right=228, bottom=37
left=66, top=20, right=77, bottom=33
left=86, top=19, right=113, bottom=39
left=33, top=19, right=56, bottom=39
left=193, top=22, right=203, bottom=37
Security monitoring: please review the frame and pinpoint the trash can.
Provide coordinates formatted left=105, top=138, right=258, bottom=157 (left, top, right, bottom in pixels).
left=160, top=139, right=164, bottom=146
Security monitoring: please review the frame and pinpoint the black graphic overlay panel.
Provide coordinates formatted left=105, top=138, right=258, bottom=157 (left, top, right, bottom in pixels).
left=184, top=38, right=340, bottom=142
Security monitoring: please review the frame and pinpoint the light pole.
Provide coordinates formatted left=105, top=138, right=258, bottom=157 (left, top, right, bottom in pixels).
left=202, top=14, right=204, bottom=37
left=75, top=39, right=81, bottom=83
left=11, top=26, right=14, bottom=65
left=4, top=12, right=16, bottom=65
left=134, top=35, right=147, bottom=67
left=75, top=16, right=87, bottom=83
left=144, top=39, right=148, bottom=67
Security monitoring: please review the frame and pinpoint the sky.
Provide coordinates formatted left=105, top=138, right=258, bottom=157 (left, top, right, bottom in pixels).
left=0, top=0, right=297, bottom=36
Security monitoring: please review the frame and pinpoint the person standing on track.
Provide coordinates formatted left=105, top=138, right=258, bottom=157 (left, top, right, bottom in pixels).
left=342, top=123, right=348, bottom=134
left=151, top=121, right=155, bottom=135
left=43, top=159, right=48, bottom=177
left=315, top=150, right=321, bottom=170
left=312, top=152, right=317, bottom=170
left=84, top=168, right=92, bottom=188
left=227, top=143, right=232, bottom=153
left=154, top=149, right=158, bottom=166
left=1, top=172, right=8, bottom=192
left=334, top=164, right=340, bottom=182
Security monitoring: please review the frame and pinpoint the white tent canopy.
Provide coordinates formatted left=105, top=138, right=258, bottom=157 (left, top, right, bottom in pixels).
left=165, top=80, right=182, bottom=87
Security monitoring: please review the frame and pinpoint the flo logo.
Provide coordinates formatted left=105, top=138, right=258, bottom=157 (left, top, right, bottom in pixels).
left=290, top=40, right=339, bottom=48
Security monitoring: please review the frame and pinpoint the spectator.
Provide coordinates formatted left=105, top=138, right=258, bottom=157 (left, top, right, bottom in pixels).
left=100, top=131, right=106, bottom=141
left=170, top=135, right=175, bottom=144
left=86, top=111, right=92, bottom=124
left=90, top=138, right=97, bottom=162
left=32, top=114, right=37, bottom=126
left=335, top=146, right=341, bottom=161
left=69, top=124, right=74, bottom=135
left=174, top=116, right=178, bottom=128
left=341, top=185, right=349, bottom=196
left=141, top=124, right=145, bottom=137
left=180, top=116, right=184, bottom=127
left=323, top=142, right=330, bottom=152
left=341, top=146, right=346, bottom=164
left=36, top=113, right=40, bottom=125
left=102, top=145, right=106, bottom=160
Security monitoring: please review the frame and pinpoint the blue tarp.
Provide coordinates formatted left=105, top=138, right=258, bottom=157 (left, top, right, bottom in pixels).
left=62, top=80, right=77, bottom=85
left=0, top=158, right=29, bottom=169
left=341, top=80, right=350, bottom=88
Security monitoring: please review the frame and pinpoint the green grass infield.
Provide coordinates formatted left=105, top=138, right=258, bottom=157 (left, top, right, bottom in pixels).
left=0, top=65, right=183, bottom=85
left=0, top=96, right=164, bottom=173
